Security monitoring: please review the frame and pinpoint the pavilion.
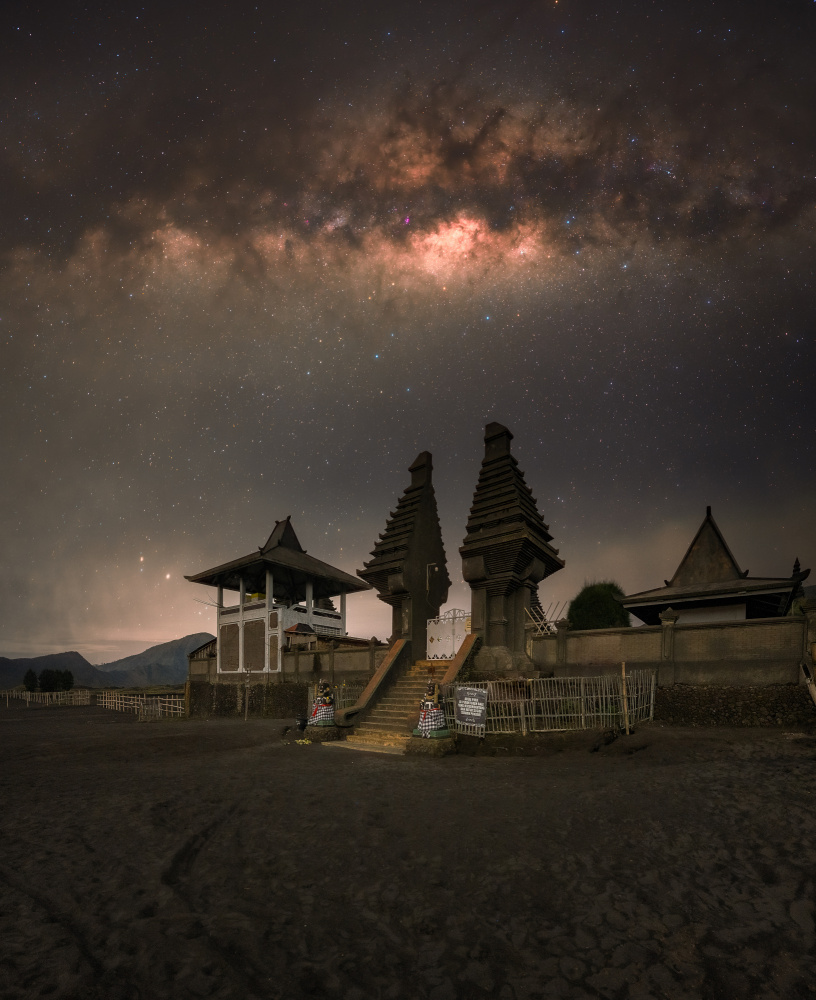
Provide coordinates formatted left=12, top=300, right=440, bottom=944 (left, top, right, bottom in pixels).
left=185, top=517, right=370, bottom=673
left=622, top=506, right=810, bottom=625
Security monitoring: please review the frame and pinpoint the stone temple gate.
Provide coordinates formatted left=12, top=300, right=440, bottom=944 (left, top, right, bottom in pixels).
left=359, top=424, right=564, bottom=674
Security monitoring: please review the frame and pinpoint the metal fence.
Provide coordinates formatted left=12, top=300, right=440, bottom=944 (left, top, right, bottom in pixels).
left=308, top=681, right=365, bottom=712
left=95, top=691, right=185, bottom=718
left=6, top=689, right=92, bottom=707
left=441, top=670, right=656, bottom=736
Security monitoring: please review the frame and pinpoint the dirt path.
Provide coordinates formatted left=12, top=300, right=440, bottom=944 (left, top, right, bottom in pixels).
left=1, top=704, right=815, bottom=1000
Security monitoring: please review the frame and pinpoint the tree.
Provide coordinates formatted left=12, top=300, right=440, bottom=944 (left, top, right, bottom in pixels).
left=38, top=669, right=60, bottom=692
left=23, top=668, right=38, bottom=692
left=567, top=581, right=631, bottom=630
left=60, top=670, right=74, bottom=691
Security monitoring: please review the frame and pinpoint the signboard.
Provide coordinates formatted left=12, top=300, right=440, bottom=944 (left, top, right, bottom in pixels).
left=454, top=686, right=488, bottom=728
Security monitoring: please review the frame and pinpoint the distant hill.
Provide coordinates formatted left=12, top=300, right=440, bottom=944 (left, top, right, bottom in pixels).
left=0, top=633, right=214, bottom=689
left=0, top=651, right=94, bottom=690
left=95, top=633, right=215, bottom=684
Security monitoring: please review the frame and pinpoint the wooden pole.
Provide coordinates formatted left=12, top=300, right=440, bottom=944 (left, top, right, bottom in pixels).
left=580, top=676, right=586, bottom=729
left=621, top=661, right=630, bottom=735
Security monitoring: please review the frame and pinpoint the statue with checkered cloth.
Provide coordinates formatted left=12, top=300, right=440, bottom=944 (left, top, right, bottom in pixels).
left=415, top=680, right=448, bottom=738
left=308, top=680, right=335, bottom=727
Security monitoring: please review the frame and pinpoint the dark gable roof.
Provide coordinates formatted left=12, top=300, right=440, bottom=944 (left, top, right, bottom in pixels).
left=185, top=517, right=370, bottom=601
left=622, top=507, right=809, bottom=624
left=669, top=506, right=744, bottom=587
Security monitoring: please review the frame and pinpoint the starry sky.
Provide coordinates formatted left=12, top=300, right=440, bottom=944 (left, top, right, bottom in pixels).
left=2, top=0, right=815, bottom=662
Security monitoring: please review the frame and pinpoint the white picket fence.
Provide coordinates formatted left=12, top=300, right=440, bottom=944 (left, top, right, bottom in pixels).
left=441, top=670, right=656, bottom=736
left=95, top=691, right=185, bottom=718
left=6, top=689, right=91, bottom=707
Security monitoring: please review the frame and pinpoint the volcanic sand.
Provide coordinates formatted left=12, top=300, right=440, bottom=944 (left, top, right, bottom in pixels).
left=1, top=703, right=815, bottom=1000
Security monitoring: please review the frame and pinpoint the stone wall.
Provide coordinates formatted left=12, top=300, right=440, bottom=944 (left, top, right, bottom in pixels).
left=530, top=612, right=811, bottom=688
left=188, top=679, right=309, bottom=719
left=189, top=643, right=386, bottom=687
left=654, top=684, right=815, bottom=727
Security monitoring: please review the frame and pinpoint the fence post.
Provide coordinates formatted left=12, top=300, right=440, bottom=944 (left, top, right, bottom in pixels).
left=621, top=662, right=630, bottom=735
left=580, top=677, right=586, bottom=729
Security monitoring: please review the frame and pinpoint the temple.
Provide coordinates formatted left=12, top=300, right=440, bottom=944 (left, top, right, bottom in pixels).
left=185, top=517, right=370, bottom=674
left=622, top=506, right=810, bottom=625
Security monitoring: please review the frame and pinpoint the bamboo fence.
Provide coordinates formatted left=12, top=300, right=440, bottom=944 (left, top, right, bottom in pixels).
left=7, top=689, right=92, bottom=707
left=95, top=691, right=185, bottom=718
left=441, top=669, right=656, bottom=736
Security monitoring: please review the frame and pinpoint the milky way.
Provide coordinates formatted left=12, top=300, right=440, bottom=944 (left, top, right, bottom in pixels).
left=2, top=0, right=814, bottom=659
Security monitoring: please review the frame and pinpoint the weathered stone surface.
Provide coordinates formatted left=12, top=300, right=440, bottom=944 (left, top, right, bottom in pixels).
left=404, top=735, right=456, bottom=756
left=654, top=683, right=814, bottom=726
left=303, top=724, right=341, bottom=742
left=461, top=423, right=564, bottom=673
left=358, top=451, right=450, bottom=659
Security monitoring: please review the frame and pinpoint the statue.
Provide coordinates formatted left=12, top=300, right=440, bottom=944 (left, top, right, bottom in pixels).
left=416, top=679, right=447, bottom=737
left=308, top=680, right=335, bottom=727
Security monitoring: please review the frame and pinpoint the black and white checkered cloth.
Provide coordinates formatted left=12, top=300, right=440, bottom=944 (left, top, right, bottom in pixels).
left=418, top=704, right=446, bottom=737
left=309, top=701, right=335, bottom=724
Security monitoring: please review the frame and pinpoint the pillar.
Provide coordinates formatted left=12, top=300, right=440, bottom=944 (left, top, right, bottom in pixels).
left=239, top=577, right=246, bottom=673
left=265, top=569, right=274, bottom=672
left=659, top=608, right=679, bottom=686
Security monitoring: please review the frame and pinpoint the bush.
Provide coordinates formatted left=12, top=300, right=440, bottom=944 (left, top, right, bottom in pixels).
left=568, top=581, right=630, bottom=630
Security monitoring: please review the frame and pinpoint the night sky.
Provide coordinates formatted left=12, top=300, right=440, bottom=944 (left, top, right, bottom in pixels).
left=2, top=0, right=814, bottom=662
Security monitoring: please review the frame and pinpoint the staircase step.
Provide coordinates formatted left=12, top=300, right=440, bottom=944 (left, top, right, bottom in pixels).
left=338, top=731, right=412, bottom=754
left=326, top=740, right=406, bottom=755
left=368, top=704, right=421, bottom=717
left=357, top=721, right=414, bottom=734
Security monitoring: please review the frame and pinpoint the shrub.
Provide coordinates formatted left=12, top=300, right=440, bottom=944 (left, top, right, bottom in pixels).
left=568, top=581, right=630, bottom=630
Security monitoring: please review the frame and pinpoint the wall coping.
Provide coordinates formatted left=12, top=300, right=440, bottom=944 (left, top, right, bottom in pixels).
left=531, top=614, right=805, bottom=642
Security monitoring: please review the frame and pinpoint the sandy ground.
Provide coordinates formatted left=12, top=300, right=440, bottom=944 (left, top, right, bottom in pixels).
left=1, top=704, right=815, bottom=1000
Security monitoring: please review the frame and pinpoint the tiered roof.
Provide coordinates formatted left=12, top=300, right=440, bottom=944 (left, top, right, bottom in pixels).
left=461, top=423, right=564, bottom=579
left=358, top=451, right=451, bottom=598
left=185, top=516, right=369, bottom=602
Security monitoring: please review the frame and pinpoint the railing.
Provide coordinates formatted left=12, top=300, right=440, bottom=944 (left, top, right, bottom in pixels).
left=95, top=691, right=185, bottom=717
left=6, top=689, right=92, bottom=706
left=441, top=670, right=656, bottom=736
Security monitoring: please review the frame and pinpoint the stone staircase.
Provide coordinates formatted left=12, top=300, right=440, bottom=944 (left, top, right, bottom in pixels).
left=340, top=660, right=446, bottom=754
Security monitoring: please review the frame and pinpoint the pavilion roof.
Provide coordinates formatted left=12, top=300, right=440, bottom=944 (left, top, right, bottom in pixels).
left=621, top=507, right=809, bottom=624
left=185, top=517, right=370, bottom=602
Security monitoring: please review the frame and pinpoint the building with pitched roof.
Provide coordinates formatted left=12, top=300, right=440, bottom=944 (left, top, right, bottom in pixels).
left=622, top=507, right=809, bottom=626
left=185, top=517, right=370, bottom=674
